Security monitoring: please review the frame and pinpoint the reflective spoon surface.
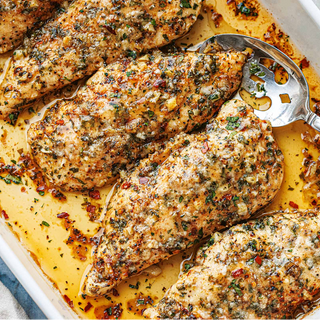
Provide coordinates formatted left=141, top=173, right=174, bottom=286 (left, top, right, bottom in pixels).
left=187, top=34, right=320, bottom=131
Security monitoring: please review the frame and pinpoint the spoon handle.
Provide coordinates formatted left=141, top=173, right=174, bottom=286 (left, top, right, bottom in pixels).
left=306, top=112, right=320, bottom=132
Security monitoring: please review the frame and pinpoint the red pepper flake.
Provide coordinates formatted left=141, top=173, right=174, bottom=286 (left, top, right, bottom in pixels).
left=105, top=25, right=116, bottom=35
left=89, top=190, right=101, bottom=200
left=50, top=188, right=67, bottom=200
left=56, top=119, right=64, bottom=125
left=300, top=58, right=310, bottom=70
left=231, top=268, right=243, bottom=278
left=201, top=141, right=209, bottom=154
left=255, top=255, right=262, bottom=265
left=57, top=212, right=69, bottom=219
left=153, top=79, right=166, bottom=88
left=112, top=288, right=120, bottom=297
left=289, top=201, right=299, bottom=209
left=122, top=182, right=131, bottom=189
left=86, top=204, right=96, bottom=213
left=225, top=194, right=232, bottom=201
left=63, top=295, right=74, bottom=308
left=84, top=302, right=93, bottom=313
left=211, top=12, right=223, bottom=28
left=139, top=177, right=149, bottom=185
left=1, top=210, right=9, bottom=220
left=160, top=122, right=168, bottom=130
left=314, top=102, right=320, bottom=116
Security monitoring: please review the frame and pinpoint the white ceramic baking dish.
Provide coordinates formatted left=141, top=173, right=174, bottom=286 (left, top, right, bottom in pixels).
left=0, top=0, right=320, bottom=318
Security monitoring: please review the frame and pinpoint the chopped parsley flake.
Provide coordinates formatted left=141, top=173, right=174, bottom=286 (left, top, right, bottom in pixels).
left=226, top=116, right=240, bottom=131
left=180, top=0, right=191, bottom=8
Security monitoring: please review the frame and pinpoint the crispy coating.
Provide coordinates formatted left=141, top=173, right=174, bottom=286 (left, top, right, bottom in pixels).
left=0, top=0, right=68, bottom=54
left=145, top=209, right=320, bottom=319
left=27, top=49, right=247, bottom=191
left=0, top=0, right=202, bottom=119
left=83, top=100, right=284, bottom=296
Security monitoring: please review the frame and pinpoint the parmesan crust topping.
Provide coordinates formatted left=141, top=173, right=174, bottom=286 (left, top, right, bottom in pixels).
left=145, top=209, right=320, bottom=319
left=0, top=0, right=202, bottom=119
left=84, top=99, right=284, bottom=296
left=28, top=49, right=247, bottom=191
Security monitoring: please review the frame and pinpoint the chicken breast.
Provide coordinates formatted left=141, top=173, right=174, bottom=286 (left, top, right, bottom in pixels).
left=27, top=49, right=247, bottom=191
left=83, top=99, right=284, bottom=296
left=0, top=0, right=68, bottom=54
left=0, top=0, right=201, bottom=120
left=145, top=209, right=320, bottom=319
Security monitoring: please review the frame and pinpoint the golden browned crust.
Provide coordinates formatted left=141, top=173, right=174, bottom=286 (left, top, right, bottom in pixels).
left=0, top=0, right=202, bottom=119
left=27, top=49, right=247, bottom=191
left=83, top=100, right=284, bottom=296
left=0, top=0, right=68, bottom=54
left=145, top=209, right=320, bottom=319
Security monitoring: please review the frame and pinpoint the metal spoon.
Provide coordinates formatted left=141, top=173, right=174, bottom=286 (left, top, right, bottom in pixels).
left=187, top=34, right=320, bottom=130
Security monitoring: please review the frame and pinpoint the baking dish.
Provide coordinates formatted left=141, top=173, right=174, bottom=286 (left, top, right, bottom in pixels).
left=0, top=0, right=320, bottom=319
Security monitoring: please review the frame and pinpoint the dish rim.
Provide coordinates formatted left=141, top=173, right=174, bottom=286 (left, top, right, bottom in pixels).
left=0, top=233, right=69, bottom=319
left=297, top=0, right=320, bottom=29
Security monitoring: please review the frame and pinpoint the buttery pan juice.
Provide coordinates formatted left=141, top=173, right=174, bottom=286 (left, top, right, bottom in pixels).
left=1, top=0, right=320, bottom=319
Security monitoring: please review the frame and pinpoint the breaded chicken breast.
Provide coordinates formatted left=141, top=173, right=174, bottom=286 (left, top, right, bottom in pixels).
left=0, top=0, right=69, bottom=54
left=27, top=49, right=247, bottom=191
left=0, top=0, right=201, bottom=120
left=83, top=100, right=284, bottom=296
left=145, top=209, right=320, bottom=319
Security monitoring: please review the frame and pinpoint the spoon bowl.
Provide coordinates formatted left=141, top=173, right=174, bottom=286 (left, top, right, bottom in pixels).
left=188, top=34, right=320, bottom=130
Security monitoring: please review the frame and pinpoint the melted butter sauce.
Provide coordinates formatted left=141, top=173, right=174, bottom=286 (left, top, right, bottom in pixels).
left=1, top=0, right=320, bottom=318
